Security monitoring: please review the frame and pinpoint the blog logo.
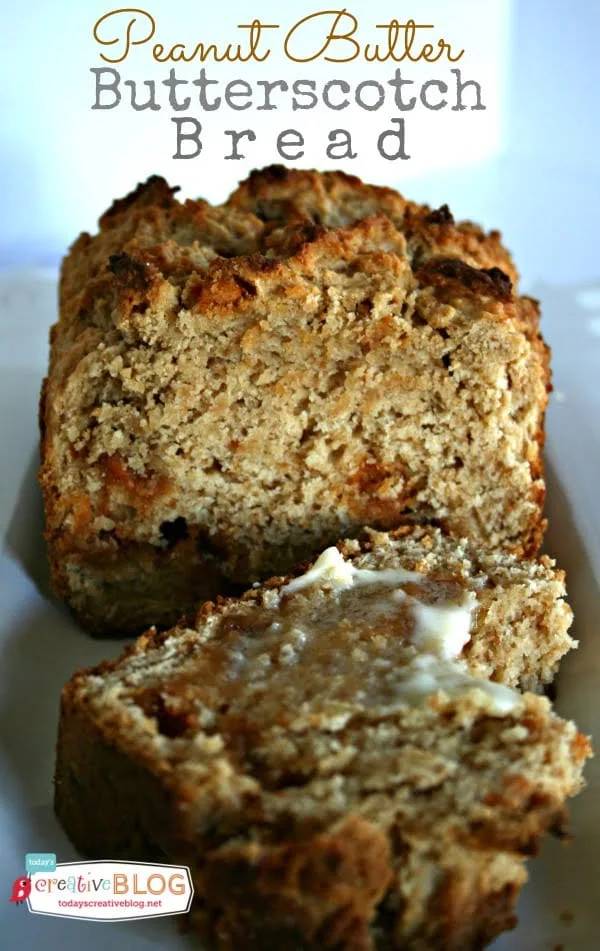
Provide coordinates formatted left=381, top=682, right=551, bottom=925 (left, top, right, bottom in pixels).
left=23, top=860, right=194, bottom=921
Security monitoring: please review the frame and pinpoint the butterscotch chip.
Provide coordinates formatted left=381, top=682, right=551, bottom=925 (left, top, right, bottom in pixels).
left=40, top=166, right=550, bottom=635
left=54, top=528, right=589, bottom=950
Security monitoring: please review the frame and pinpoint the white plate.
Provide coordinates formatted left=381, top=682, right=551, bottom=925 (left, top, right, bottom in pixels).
left=0, top=268, right=598, bottom=950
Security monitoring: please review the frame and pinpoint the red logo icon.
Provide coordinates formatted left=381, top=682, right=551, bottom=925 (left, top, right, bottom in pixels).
left=9, top=877, right=31, bottom=904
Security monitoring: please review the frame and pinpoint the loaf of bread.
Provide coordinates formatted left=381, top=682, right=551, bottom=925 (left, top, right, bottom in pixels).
left=40, top=167, right=550, bottom=635
left=55, top=528, right=588, bottom=950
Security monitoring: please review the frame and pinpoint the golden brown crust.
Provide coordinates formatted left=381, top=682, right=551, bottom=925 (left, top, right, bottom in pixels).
left=41, top=166, right=550, bottom=635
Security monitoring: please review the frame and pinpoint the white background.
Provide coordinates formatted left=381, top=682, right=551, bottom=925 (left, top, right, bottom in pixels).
left=0, top=1, right=599, bottom=949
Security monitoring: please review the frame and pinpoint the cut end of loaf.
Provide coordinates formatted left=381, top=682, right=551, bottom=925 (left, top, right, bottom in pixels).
left=41, top=166, right=549, bottom=635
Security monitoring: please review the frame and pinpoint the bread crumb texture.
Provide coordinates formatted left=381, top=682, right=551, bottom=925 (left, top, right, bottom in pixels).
left=55, top=528, right=589, bottom=951
left=40, top=166, right=550, bottom=634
